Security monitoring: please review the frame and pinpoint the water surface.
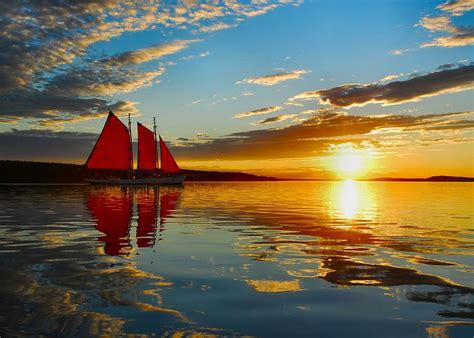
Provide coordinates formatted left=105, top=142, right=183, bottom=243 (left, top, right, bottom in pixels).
left=0, top=181, right=473, bottom=337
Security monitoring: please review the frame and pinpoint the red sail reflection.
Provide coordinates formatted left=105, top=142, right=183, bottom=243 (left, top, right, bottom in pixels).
left=136, top=189, right=158, bottom=248
left=160, top=191, right=180, bottom=226
left=87, top=188, right=132, bottom=256
left=87, top=187, right=181, bottom=256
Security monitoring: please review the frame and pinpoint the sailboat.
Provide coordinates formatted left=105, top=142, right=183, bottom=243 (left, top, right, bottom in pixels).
left=85, top=111, right=185, bottom=185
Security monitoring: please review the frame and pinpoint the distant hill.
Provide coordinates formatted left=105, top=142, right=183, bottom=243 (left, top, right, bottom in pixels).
left=0, top=160, right=278, bottom=183
left=366, top=176, right=474, bottom=182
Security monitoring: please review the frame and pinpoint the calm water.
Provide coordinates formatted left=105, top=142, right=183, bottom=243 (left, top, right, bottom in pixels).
left=0, top=182, right=473, bottom=337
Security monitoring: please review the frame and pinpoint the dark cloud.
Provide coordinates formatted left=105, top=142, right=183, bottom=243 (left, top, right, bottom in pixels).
left=234, top=106, right=282, bottom=118
left=0, top=90, right=137, bottom=126
left=290, top=64, right=474, bottom=107
left=0, top=129, right=97, bottom=162
left=255, top=114, right=296, bottom=125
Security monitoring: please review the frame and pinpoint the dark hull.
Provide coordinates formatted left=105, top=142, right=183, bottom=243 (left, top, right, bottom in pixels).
left=86, top=174, right=185, bottom=186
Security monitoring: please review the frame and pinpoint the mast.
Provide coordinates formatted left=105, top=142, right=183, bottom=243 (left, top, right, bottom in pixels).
left=128, top=113, right=133, bottom=174
left=153, top=117, right=159, bottom=171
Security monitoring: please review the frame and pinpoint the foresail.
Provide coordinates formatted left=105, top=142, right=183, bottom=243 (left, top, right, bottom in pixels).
left=86, top=112, right=132, bottom=170
left=137, top=122, right=157, bottom=170
left=159, top=136, right=180, bottom=173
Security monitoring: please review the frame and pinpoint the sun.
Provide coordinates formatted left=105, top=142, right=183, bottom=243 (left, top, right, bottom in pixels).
left=336, top=153, right=362, bottom=173
left=332, top=148, right=368, bottom=179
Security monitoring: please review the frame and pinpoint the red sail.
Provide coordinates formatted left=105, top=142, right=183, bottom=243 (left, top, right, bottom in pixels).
left=159, top=136, right=180, bottom=173
left=86, top=112, right=132, bottom=170
left=87, top=189, right=132, bottom=256
left=137, top=122, right=157, bottom=171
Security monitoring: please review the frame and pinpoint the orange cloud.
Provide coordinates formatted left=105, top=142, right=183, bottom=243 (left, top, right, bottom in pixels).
left=237, top=70, right=310, bottom=86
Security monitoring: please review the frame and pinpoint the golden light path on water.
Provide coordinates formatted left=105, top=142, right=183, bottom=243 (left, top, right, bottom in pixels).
left=330, top=179, right=377, bottom=222
left=339, top=179, right=358, bottom=219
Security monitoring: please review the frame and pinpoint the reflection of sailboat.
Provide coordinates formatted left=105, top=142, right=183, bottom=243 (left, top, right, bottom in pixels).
left=85, top=111, right=184, bottom=185
left=87, top=187, right=181, bottom=256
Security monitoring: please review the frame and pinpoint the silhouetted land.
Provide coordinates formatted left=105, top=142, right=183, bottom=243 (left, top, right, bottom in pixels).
left=0, top=161, right=278, bottom=183
left=362, top=176, right=474, bottom=182
left=0, top=161, right=472, bottom=183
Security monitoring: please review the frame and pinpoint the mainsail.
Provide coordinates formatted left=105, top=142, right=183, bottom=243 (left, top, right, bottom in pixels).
left=86, top=112, right=132, bottom=170
left=137, top=122, right=157, bottom=171
left=160, top=136, right=181, bottom=173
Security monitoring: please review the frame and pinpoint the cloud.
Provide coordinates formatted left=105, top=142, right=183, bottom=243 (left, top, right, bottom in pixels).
left=418, top=16, right=457, bottom=32
left=0, top=129, right=97, bottom=162
left=45, top=40, right=199, bottom=97
left=421, top=30, right=474, bottom=47
left=182, top=51, right=210, bottom=61
left=0, top=1, right=172, bottom=95
left=234, top=106, right=282, bottom=118
left=0, top=1, right=298, bottom=94
left=106, top=40, right=200, bottom=65
left=417, top=6, right=474, bottom=48
left=253, top=114, right=296, bottom=125
left=0, top=38, right=200, bottom=125
left=390, top=49, right=412, bottom=56
left=437, top=0, right=474, bottom=16
left=289, top=64, right=474, bottom=107
left=197, top=22, right=236, bottom=33
left=380, top=74, right=399, bottom=82
left=0, top=90, right=138, bottom=126
left=0, top=1, right=299, bottom=125
left=172, top=111, right=474, bottom=160
left=46, top=68, right=165, bottom=98
left=2, top=111, right=472, bottom=162
left=237, top=70, right=310, bottom=86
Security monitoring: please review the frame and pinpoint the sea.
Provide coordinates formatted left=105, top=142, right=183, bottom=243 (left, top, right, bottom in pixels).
left=0, top=181, right=473, bottom=337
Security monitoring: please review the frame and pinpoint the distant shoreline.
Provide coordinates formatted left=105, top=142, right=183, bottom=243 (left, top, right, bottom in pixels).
left=0, top=160, right=473, bottom=183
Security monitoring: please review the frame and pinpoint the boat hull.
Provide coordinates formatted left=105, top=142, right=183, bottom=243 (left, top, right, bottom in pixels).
left=86, top=174, right=185, bottom=186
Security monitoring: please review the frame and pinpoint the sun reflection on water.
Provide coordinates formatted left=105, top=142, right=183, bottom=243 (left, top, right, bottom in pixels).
left=331, top=179, right=376, bottom=221
left=340, top=179, right=358, bottom=219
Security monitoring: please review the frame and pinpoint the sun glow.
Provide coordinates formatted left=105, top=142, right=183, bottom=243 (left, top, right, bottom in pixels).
left=336, top=153, right=362, bottom=174
left=331, top=144, right=374, bottom=179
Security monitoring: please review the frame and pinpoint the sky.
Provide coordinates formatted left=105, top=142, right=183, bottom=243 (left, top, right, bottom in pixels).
left=0, top=0, right=473, bottom=179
